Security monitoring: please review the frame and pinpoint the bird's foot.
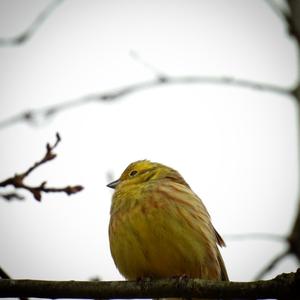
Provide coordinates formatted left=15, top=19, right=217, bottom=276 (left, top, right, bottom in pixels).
left=136, top=276, right=153, bottom=283
left=172, top=274, right=189, bottom=281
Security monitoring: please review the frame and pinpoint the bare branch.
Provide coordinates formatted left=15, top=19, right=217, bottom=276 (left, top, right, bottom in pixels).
left=0, top=271, right=299, bottom=299
left=255, top=248, right=291, bottom=280
left=0, top=133, right=83, bottom=201
left=0, top=75, right=292, bottom=130
left=226, top=230, right=299, bottom=280
left=129, top=50, right=168, bottom=80
left=0, top=0, right=64, bottom=47
left=22, top=132, right=61, bottom=179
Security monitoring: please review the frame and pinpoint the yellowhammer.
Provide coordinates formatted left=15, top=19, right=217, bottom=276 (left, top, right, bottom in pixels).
left=108, top=160, right=228, bottom=282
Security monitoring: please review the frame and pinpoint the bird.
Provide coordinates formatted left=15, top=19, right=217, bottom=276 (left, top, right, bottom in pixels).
left=107, top=160, right=228, bottom=284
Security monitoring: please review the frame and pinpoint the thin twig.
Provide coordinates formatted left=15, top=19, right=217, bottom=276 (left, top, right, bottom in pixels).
left=0, top=75, right=292, bottom=130
left=224, top=232, right=286, bottom=242
left=288, top=198, right=300, bottom=262
left=129, top=50, right=168, bottom=80
left=0, top=0, right=64, bottom=46
left=255, top=248, right=291, bottom=280
left=0, top=133, right=83, bottom=201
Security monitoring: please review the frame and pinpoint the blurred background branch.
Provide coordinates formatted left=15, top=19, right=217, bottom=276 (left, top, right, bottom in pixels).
left=0, top=0, right=64, bottom=47
left=0, top=73, right=292, bottom=130
left=224, top=232, right=285, bottom=242
left=248, top=0, right=300, bottom=280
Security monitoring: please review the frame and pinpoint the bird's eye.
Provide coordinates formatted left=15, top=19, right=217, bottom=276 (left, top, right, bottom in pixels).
left=129, top=170, right=138, bottom=177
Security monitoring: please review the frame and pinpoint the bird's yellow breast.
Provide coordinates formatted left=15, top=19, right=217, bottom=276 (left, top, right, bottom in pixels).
left=109, top=182, right=221, bottom=280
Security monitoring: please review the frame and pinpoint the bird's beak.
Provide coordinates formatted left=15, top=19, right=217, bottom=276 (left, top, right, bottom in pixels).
left=107, top=179, right=120, bottom=189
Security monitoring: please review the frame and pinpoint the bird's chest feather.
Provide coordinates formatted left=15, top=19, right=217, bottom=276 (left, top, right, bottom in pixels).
left=109, top=188, right=217, bottom=280
left=109, top=191, right=169, bottom=278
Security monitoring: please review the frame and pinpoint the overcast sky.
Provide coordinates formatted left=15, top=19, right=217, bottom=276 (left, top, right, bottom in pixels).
left=0, top=0, right=298, bottom=284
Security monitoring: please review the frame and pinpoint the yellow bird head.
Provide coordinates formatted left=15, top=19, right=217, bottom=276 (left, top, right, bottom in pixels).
left=107, top=160, right=189, bottom=189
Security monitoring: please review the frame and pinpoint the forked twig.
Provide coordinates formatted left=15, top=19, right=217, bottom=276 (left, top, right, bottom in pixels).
left=0, top=133, right=83, bottom=201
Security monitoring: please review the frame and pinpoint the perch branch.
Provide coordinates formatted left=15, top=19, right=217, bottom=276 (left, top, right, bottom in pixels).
left=0, top=270, right=299, bottom=299
left=0, top=267, right=28, bottom=300
left=0, top=133, right=83, bottom=201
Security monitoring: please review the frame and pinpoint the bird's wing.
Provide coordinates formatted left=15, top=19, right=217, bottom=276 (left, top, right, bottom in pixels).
left=214, top=227, right=226, bottom=247
left=156, top=180, right=229, bottom=280
left=157, top=180, right=216, bottom=241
